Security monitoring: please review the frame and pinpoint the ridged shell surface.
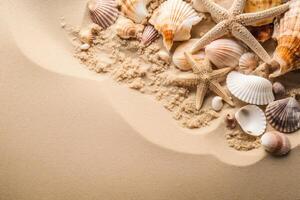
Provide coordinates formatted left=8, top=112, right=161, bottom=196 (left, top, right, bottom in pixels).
left=261, top=131, right=291, bottom=156
left=116, top=18, right=144, bottom=39
left=238, top=52, right=259, bottom=74
left=205, top=39, right=245, bottom=69
left=226, top=71, right=275, bottom=105
left=149, top=0, right=203, bottom=50
left=140, top=25, right=159, bottom=46
left=119, top=0, right=149, bottom=24
left=265, top=97, right=300, bottom=133
left=235, top=105, right=267, bottom=136
left=88, top=0, right=119, bottom=29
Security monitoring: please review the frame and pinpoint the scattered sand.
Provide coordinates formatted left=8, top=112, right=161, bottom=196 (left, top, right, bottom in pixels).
left=225, top=128, right=261, bottom=151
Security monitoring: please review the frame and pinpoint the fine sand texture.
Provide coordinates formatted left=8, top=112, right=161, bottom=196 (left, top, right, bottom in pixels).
left=1, top=0, right=300, bottom=199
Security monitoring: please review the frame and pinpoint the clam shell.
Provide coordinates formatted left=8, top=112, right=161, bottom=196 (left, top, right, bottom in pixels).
left=235, top=105, right=267, bottom=136
left=116, top=18, right=144, bottom=39
left=173, top=39, right=206, bottom=71
left=149, top=0, right=204, bottom=50
left=205, top=39, right=245, bottom=69
left=270, top=0, right=300, bottom=77
left=119, top=0, right=149, bottom=24
left=88, top=0, right=119, bottom=29
left=261, top=131, right=291, bottom=156
left=226, top=71, right=275, bottom=105
left=244, top=0, right=283, bottom=26
left=140, top=25, right=159, bottom=46
left=265, top=97, right=300, bottom=133
left=238, top=52, right=259, bottom=74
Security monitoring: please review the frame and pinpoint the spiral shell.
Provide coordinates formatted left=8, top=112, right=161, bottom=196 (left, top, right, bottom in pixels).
left=119, top=0, right=149, bottom=24
left=265, top=97, right=300, bottom=133
left=79, top=23, right=102, bottom=44
left=140, top=25, right=159, bottom=46
left=238, top=52, right=259, bottom=74
left=88, top=0, right=119, bottom=29
left=205, top=39, right=245, bottom=69
left=261, top=131, right=291, bottom=156
left=149, top=0, right=204, bottom=50
left=116, top=18, right=144, bottom=39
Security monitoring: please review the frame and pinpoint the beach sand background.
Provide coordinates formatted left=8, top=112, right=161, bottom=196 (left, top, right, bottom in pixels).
left=0, top=0, right=300, bottom=199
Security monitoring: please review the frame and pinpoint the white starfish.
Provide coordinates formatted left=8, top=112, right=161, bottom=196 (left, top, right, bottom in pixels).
left=189, top=0, right=290, bottom=63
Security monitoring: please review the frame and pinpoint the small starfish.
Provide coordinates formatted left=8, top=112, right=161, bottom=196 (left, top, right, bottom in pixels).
left=189, top=0, right=290, bottom=63
left=167, top=52, right=234, bottom=110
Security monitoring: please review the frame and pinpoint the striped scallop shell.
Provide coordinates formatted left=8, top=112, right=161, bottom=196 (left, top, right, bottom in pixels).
left=119, top=0, right=149, bottom=24
left=140, top=25, right=159, bottom=46
left=265, top=97, right=300, bottom=133
left=244, top=0, right=284, bottom=26
left=205, top=39, right=245, bottom=69
left=116, top=18, right=144, bottom=39
left=270, top=0, right=300, bottom=78
left=149, top=0, right=204, bottom=50
left=261, top=131, right=291, bottom=156
left=88, top=0, right=119, bottom=29
left=235, top=105, right=267, bottom=136
left=238, top=52, right=259, bottom=74
left=226, top=71, right=275, bottom=105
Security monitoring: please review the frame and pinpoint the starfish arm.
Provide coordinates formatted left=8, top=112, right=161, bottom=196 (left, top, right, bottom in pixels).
left=210, top=67, right=233, bottom=81
left=209, top=81, right=234, bottom=106
left=195, top=0, right=229, bottom=22
left=166, top=74, right=200, bottom=87
left=196, top=83, right=208, bottom=110
left=229, top=0, right=246, bottom=16
left=231, top=23, right=271, bottom=63
left=184, top=52, right=212, bottom=73
left=189, top=21, right=229, bottom=53
left=237, top=3, right=290, bottom=26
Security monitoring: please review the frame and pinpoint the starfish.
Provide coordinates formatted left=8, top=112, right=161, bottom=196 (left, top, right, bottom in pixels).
left=167, top=52, right=234, bottom=110
left=189, top=0, right=290, bottom=63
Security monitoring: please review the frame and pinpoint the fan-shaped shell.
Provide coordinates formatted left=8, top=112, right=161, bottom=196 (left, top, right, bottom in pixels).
left=238, top=52, right=259, bottom=74
left=88, top=0, right=119, bottom=29
left=116, top=18, right=144, bottom=39
left=226, top=71, right=275, bottom=105
left=244, top=0, right=283, bottom=26
left=173, top=39, right=205, bottom=71
left=119, top=0, right=149, bottom=24
left=261, top=131, right=291, bottom=156
left=265, top=97, right=300, bottom=133
left=235, top=105, right=267, bottom=136
left=205, top=39, right=245, bottom=69
left=140, top=25, right=159, bottom=46
left=270, top=0, right=300, bottom=77
left=149, top=0, right=204, bottom=50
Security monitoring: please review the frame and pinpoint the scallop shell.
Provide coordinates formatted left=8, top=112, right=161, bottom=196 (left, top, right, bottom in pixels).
left=238, top=52, right=259, bottom=74
left=261, top=131, right=291, bottom=156
left=88, top=0, right=119, bottom=29
left=269, top=0, right=300, bottom=77
left=235, top=105, right=267, bottom=136
left=173, top=39, right=206, bottom=71
left=140, top=25, right=159, bottom=46
left=116, top=18, right=144, bottom=39
left=244, top=0, right=284, bottom=26
left=149, top=0, right=204, bottom=50
left=226, top=71, right=275, bottom=105
left=205, top=39, right=245, bottom=69
left=119, top=0, right=149, bottom=24
left=265, top=97, right=300, bottom=133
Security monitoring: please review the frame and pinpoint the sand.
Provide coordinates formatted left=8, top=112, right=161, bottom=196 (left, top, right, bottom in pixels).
left=1, top=0, right=300, bottom=199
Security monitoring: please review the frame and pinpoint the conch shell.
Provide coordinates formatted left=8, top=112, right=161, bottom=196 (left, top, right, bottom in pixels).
left=119, top=0, right=149, bottom=24
left=116, top=18, right=144, bottom=39
left=261, top=131, right=291, bottom=156
left=149, top=0, right=204, bottom=50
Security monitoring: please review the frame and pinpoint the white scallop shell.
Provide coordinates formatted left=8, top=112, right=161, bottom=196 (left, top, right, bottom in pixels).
left=211, top=96, right=223, bottom=111
left=205, top=38, right=245, bottom=69
left=140, top=25, right=159, bottom=46
left=235, top=105, right=267, bottom=136
left=261, top=131, right=291, bottom=156
left=149, top=0, right=204, bottom=50
left=119, top=0, right=149, bottom=24
left=238, top=52, right=259, bottom=74
left=226, top=71, right=275, bottom=105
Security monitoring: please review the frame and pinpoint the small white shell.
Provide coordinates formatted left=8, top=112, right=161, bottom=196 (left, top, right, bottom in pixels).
left=238, top=52, right=259, bottom=74
left=205, top=39, right=245, bottom=68
left=261, top=131, right=291, bottom=156
left=119, top=0, right=149, bottom=24
left=226, top=71, right=275, bottom=105
left=157, top=50, right=170, bottom=63
left=235, top=105, right=267, bottom=136
left=79, top=24, right=101, bottom=44
left=80, top=43, right=91, bottom=50
left=211, top=96, right=223, bottom=111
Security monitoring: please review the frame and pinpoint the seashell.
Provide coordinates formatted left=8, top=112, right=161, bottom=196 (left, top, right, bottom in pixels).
left=238, top=52, right=259, bottom=74
left=192, top=0, right=231, bottom=14
left=225, top=113, right=237, bottom=129
left=244, top=0, right=284, bottom=26
left=140, top=25, right=159, bottom=46
left=250, top=24, right=274, bottom=43
left=235, top=105, right=267, bottom=136
left=88, top=0, right=119, bottom=29
left=272, top=82, right=286, bottom=98
left=226, top=71, right=275, bottom=105
left=80, top=43, right=91, bottom=51
left=116, top=18, right=144, bottom=39
left=79, top=23, right=102, bottom=44
left=261, top=131, right=291, bottom=156
left=265, top=97, right=300, bottom=133
left=173, top=39, right=206, bottom=71
left=205, top=39, right=245, bottom=69
left=269, top=0, right=300, bottom=78
left=211, top=96, right=223, bottom=111
left=149, top=0, right=204, bottom=50
left=157, top=50, right=170, bottom=63
left=119, top=0, right=149, bottom=24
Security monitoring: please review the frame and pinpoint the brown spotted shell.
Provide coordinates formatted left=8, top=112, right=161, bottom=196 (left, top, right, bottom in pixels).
left=261, top=131, right=291, bottom=156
